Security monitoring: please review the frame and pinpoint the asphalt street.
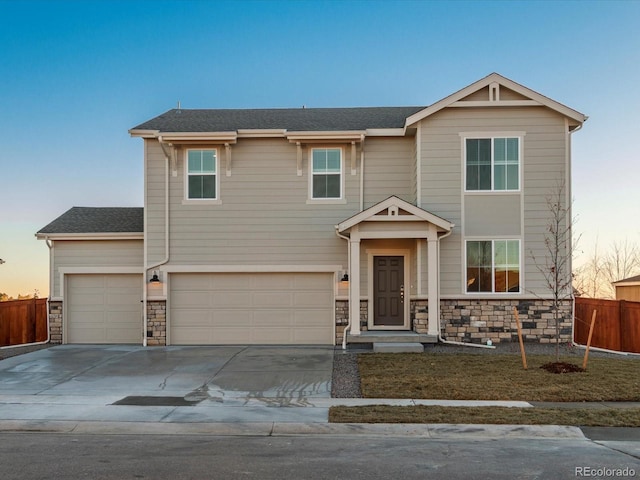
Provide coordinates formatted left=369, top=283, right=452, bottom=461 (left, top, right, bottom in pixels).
left=1, top=433, right=638, bottom=480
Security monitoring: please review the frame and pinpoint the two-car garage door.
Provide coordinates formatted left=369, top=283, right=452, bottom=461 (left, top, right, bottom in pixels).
left=169, top=272, right=334, bottom=345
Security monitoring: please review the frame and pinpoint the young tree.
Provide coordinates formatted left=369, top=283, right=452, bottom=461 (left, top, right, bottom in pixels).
left=530, top=181, right=575, bottom=362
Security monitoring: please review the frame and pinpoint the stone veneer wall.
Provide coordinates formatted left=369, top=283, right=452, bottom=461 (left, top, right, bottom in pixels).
left=146, top=300, right=167, bottom=346
left=48, top=301, right=63, bottom=345
left=335, top=300, right=367, bottom=345
left=440, top=299, right=573, bottom=344
left=336, top=298, right=573, bottom=345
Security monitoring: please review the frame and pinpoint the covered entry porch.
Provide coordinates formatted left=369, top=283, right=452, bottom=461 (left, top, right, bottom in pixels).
left=336, top=196, right=454, bottom=344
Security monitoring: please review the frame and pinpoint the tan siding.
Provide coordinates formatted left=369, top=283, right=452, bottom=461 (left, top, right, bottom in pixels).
left=460, top=87, right=489, bottom=102
left=465, top=195, right=521, bottom=236
left=616, top=286, right=640, bottom=302
left=419, top=106, right=569, bottom=296
left=53, top=240, right=143, bottom=297
left=499, top=87, right=530, bottom=101
left=145, top=140, right=168, bottom=265
left=158, top=138, right=355, bottom=269
left=363, top=137, right=414, bottom=208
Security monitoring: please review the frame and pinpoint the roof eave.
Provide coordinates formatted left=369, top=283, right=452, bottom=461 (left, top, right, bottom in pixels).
left=36, top=232, right=144, bottom=241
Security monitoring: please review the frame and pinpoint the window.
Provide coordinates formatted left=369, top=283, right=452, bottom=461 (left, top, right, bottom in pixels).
left=311, top=148, right=342, bottom=199
left=466, top=137, right=519, bottom=191
left=466, top=240, right=520, bottom=293
left=186, top=149, right=217, bottom=199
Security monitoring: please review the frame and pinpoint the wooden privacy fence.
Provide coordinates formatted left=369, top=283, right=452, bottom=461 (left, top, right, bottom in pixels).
left=0, top=298, right=48, bottom=347
left=574, top=297, right=640, bottom=354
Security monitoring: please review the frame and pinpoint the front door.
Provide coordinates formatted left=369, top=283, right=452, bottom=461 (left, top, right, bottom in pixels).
left=373, top=256, right=405, bottom=327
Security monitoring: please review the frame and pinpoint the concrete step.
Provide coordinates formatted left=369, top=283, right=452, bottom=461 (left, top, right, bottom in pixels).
left=347, top=331, right=437, bottom=344
left=373, top=342, right=425, bottom=353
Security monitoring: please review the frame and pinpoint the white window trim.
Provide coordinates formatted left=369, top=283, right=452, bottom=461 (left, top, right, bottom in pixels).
left=183, top=148, right=221, bottom=204
left=461, top=133, right=524, bottom=193
left=464, top=238, right=522, bottom=294
left=307, top=147, right=345, bottom=203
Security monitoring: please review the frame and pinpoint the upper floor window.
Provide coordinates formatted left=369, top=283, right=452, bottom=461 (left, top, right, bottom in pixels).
left=465, top=137, right=519, bottom=191
left=311, top=148, right=342, bottom=199
left=466, top=239, right=520, bottom=293
left=186, top=149, right=217, bottom=200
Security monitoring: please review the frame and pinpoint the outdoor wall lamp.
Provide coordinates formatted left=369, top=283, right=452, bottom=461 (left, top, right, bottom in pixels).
left=340, top=273, right=349, bottom=282
left=149, top=271, right=161, bottom=283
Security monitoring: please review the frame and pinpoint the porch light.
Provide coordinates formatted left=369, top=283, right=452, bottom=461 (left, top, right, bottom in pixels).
left=340, top=273, right=349, bottom=282
left=149, top=271, right=161, bottom=283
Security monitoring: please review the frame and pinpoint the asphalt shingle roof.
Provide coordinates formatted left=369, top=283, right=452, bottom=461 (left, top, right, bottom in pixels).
left=613, top=274, right=640, bottom=284
left=37, top=207, right=143, bottom=235
left=131, top=106, right=426, bottom=133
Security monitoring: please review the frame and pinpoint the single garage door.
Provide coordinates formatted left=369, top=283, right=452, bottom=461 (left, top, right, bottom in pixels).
left=169, top=272, right=334, bottom=345
left=66, top=274, right=142, bottom=344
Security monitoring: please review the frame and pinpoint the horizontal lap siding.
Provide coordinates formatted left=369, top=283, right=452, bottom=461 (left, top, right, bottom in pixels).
left=419, top=107, right=569, bottom=296
left=53, top=240, right=143, bottom=298
left=363, top=137, right=414, bottom=208
left=158, top=138, right=358, bottom=267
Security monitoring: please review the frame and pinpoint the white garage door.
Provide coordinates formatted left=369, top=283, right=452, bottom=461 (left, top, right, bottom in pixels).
left=169, top=273, right=334, bottom=345
left=66, top=274, right=142, bottom=344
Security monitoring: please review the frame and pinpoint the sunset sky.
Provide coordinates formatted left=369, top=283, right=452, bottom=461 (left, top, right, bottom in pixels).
left=1, top=0, right=638, bottom=298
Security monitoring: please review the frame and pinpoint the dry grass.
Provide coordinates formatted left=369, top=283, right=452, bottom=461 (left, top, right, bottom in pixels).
left=357, top=353, right=640, bottom=402
left=329, top=405, right=640, bottom=427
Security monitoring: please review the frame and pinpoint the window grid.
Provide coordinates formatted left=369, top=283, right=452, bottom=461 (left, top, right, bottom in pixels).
left=465, top=137, right=520, bottom=192
left=466, top=239, right=520, bottom=293
left=186, top=149, right=217, bottom=200
left=311, top=148, right=342, bottom=199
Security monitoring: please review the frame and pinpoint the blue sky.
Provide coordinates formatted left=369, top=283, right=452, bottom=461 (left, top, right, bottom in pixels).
left=0, top=0, right=639, bottom=297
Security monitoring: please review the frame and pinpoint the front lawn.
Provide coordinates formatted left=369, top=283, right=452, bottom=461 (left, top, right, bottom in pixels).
left=329, top=405, right=640, bottom=427
left=329, top=351, right=640, bottom=426
left=357, top=353, right=640, bottom=402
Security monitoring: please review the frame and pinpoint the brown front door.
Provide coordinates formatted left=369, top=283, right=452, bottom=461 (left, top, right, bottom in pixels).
left=373, top=256, right=405, bottom=327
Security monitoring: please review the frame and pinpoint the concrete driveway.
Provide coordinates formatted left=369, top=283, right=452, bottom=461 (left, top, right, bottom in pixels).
left=0, top=345, right=334, bottom=424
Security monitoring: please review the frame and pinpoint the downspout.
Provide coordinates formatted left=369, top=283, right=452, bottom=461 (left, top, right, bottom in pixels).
left=2, top=239, right=53, bottom=350
left=335, top=229, right=351, bottom=350
left=142, top=136, right=171, bottom=347
left=359, top=135, right=365, bottom=212
left=435, top=229, right=495, bottom=349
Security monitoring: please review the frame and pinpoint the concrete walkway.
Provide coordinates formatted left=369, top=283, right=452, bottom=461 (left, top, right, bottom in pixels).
left=0, top=345, right=638, bottom=439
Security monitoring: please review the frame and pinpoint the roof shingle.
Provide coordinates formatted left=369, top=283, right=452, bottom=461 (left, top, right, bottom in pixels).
left=37, top=207, right=143, bottom=235
left=130, top=106, right=425, bottom=133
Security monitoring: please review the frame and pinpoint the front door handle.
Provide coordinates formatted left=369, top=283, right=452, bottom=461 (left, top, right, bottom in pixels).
left=400, top=285, right=404, bottom=303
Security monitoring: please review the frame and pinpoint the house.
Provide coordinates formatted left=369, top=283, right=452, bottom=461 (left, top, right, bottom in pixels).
left=36, top=73, right=586, bottom=347
left=612, top=275, right=640, bottom=302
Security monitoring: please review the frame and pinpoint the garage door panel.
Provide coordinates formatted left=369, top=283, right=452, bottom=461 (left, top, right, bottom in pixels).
left=294, top=292, right=333, bottom=307
left=294, top=310, right=329, bottom=325
left=170, top=273, right=333, bottom=345
left=217, top=276, right=252, bottom=290
left=254, top=310, right=294, bottom=326
left=252, top=292, right=293, bottom=307
left=172, top=291, right=212, bottom=307
left=211, top=292, right=252, bottom=307
left=67, top=274, right=142, bottom=344
left=293, top=274, right=331, bottom=289
left=172, top=310, right=212, bottom=326
left=254, top=328, right=293, bottom=343
left=294, top=328, right=329, bottom=343
left=212, top=310, right=252, bottom=326
left=252, top=275, right=291, bottom=289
